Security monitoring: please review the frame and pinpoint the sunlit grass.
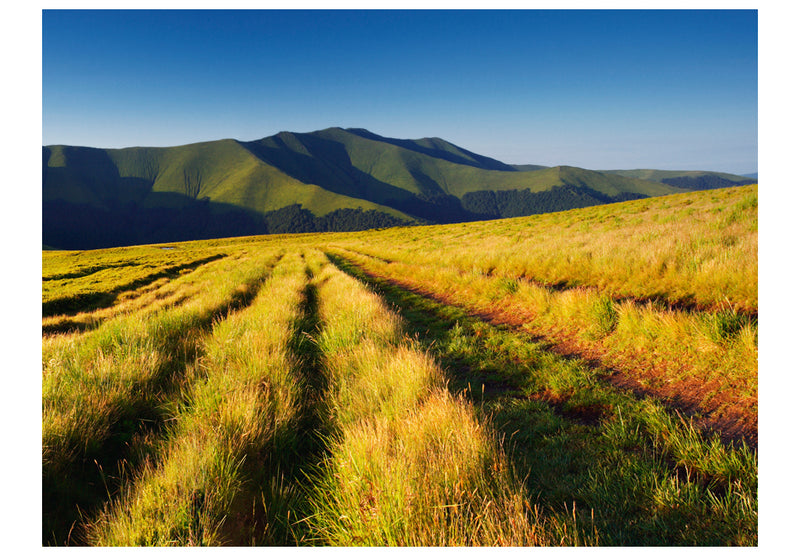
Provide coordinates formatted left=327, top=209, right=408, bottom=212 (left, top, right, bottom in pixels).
left=87, top=253, right=308, bottom=546
left=306, top=252, right=543, bottom=546
left=42, top=249, right=282, bottom=544
left=327, top=243, right=757, bottom=438
left=330, top=185, right=757, bottom=313
left=42, top=185, right=757, bottom=546
left=323, top=256, right=756, bottom=545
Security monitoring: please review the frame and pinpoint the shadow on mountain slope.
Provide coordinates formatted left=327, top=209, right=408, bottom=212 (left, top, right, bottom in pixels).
left=345, top=127, right=518, bottom=172
left=240, top=133, right=473, bottom=223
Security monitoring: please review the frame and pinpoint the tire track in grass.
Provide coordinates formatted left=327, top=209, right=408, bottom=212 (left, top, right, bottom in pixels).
left=85, top=251, right=331, bottom=546
left=330, top=246, right=757, bottom=448
left=42, top=290, right=197, bottom=336
left=333, top=246, right=758, bottom=318
left=325, top=251, right=757, bottom=546
left=219, top=252, right=332, bottom=545
left=42, top=251, right=282, bottom=545
left=42, top=253, right=227, bottom=318
left=42, top=252, right=260, bottom=336
left=305, top=251, right=543, bottom=546
left=275, top=252, right=332, bottom=545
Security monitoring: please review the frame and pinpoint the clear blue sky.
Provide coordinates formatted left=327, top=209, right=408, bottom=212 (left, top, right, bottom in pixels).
left=42, top=9, right=757, bottom=174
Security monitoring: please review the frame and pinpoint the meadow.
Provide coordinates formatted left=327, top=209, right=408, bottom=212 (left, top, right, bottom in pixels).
left=41, top=184, right=757, bottom=546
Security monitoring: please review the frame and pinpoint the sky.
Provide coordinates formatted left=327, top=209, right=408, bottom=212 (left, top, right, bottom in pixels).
left=42, top=8, right=757, bottom=174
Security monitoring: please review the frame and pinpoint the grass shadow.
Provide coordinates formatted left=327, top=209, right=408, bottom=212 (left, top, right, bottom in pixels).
left=42, top=264, right=274, bottom=546
left=43, top=254, right=227, bottom=318
left=323, top=252, right=757, bottom=546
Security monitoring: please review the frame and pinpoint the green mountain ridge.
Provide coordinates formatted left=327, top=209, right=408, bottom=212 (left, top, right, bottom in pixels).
left=600, top=168, right=756, bottom=190
left=43, top=127, right=750, bottom=249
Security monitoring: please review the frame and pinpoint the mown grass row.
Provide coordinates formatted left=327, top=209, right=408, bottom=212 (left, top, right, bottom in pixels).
left=42, top=244, right=207, bottom=282
left=325, top=253, right=757, bottom=545
left=327, top=246, right=757, bottom=444
left=303, top=250, right=545, bottom=546
left=42, top=248, right=282, bottom=544
left=48, top=247, right=558, bottom=546
left=42, top=242, right=758, bottom=546
left=86, top=252, right=311, bottom=546
left=41, top=185, right=757, bottom=546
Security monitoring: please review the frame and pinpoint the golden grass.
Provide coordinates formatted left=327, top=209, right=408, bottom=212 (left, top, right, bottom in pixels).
left=307, top=251, right=544, bottom=546
left=87, top=252, right=307, bottom=546
left=42, top=249, right=281, bottom=475
left=42, top=186, right=758, bottom=546
left=329, top=185, right=757, bottom=313
left=327, top=245, right=757, bottom=441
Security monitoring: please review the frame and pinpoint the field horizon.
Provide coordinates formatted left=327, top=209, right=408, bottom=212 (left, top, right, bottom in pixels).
left=43, top=127, right=755, bottom=250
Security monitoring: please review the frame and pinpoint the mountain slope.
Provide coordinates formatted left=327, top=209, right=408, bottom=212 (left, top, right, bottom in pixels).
left=44, top=127, right=694, bottom=249
left=601, top=168, right=755, bottom=190
left=241, top=128, right=684, bottom=205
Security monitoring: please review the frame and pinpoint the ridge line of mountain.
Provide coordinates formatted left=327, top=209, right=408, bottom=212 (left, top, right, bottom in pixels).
left=43, top=127, right=755, bottom=249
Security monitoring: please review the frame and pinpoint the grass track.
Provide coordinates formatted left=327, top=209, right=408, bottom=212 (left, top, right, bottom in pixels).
left=326, top=246, right=757, bottom=446
left=42, top=249, right=281, bottom=545
left=87, top=252, right=311, bottom=545
left=305, top=251, right=542, bottom=545
left=42, top=186, right=758, bottom=546
left=324, top=251, right=757, bottom=545
left=42, top=253, right=240, bottom=335
left=328, top=185, right=757, bottom=314
left=42, top=252, right=227, bottom=317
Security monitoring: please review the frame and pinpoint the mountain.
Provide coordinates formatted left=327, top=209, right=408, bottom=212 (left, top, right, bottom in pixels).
left=45, top=127, right=700, bottom=249
left=601, top=169, right=756, bottom=191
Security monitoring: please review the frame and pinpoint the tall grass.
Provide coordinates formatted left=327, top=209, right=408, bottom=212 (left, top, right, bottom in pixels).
left=41, top=186, right=757, bottom=546
left=42, top=249, right=265, bottom=334
left=327, top=246, right=757, bottom=441
left=330, top=185, right=757, bottom=313
left=325, top=256, right=757, bottom=545
left=42, top=246, right=227, bottom=317
left=42, top=249, right=281, bottom=543
left=305, top=252, right=543, bottom=546
left=86, top=252, right=309, bottom=546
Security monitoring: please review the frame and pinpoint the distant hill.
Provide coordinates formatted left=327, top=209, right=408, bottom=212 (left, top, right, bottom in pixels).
left=511, top=164, right=550, bottom=172
left=601, top=169, right=755, bottom=191
left=44, top=127, right=701, bottom=249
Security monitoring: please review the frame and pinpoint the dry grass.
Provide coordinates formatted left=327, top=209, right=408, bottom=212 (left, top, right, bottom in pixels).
left=86, top=252, right=308, bottom=546
left=306, top=252, right=545, bottom=546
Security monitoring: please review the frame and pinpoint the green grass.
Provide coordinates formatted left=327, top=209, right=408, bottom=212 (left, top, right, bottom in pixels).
left=601, top=168, right=754, bottom=185
left=328, top=184, right=757, bottom=312
left=42, top=248, right=281, bottom=544
left=323, top=254, right=756, bottom=545
left=326, top=242, right=757, bottom=444
left=87, top=253, right=309, bottom=546
left=42, top=248, right=226, bottom=317
left=42, top=184, right=757, bottom=546
left=44, top=136, right=413, bottom=221
left=44, top=127, right=692, bottom=251
left=304, top=251, right=542, bottom=546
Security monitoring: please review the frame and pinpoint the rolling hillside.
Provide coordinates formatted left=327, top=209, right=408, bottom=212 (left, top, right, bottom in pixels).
left=42, top=185, right=758, bottom=546
left=42, top=127, right=747, bottom=249
left=601, top=168, right=755, bottom=190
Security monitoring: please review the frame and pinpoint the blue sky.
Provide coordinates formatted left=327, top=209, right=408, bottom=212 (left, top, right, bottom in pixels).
left=42, top=9, right=757, bottom=174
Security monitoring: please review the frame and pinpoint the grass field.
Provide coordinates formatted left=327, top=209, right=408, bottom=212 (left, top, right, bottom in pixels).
left=41, top=184, right=757, bottom=546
